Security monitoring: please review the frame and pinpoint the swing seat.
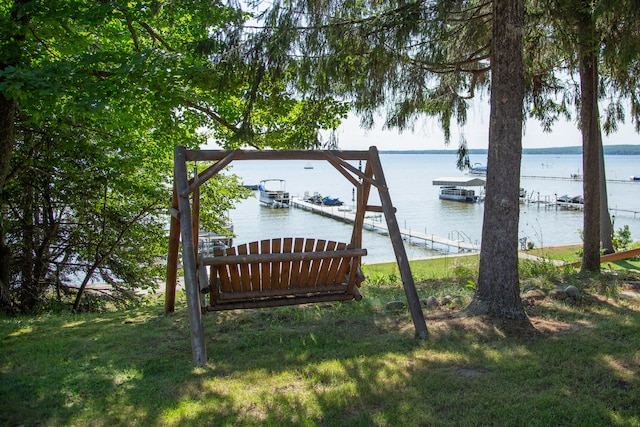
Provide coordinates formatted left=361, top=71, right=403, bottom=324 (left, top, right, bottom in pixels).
left=165, top=146, right=428, bottom=365
left=198, top=237, right=366, bottom=311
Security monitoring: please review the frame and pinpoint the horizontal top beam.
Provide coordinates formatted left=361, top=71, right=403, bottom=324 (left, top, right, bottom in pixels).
left=184, top=148, right=374, bottom=162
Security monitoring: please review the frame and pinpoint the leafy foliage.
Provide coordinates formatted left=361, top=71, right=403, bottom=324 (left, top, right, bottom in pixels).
left=0, top=0, right=348, bottom=312
left=612, top=225, right=633, bottom=251
left=255, top=0, right=497, bottom=159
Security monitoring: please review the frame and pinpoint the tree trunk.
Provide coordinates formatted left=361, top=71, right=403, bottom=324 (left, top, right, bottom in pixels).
left=0, top=93, right=15, bottom=311
left=577, top=13, right=601, bottom=273
left=466, top=0, right=529, bottom=321
left=1, top=0, right=32, bottom=312
left=598, top=131, right=613, bottom=254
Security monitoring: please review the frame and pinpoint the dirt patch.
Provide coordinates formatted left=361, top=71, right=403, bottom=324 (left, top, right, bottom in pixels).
left=421, top=312, right=539, bottom=340
left=528, top=316, right=574, bottom=334
left=422, top=287, right=640, bottom=339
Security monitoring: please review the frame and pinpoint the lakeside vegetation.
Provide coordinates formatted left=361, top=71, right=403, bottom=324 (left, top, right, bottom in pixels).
left=3, top=249, right=640, bottom=426
left=381, top=144, right=640, bottom=156
left=3, top=3, right=639, bottom=425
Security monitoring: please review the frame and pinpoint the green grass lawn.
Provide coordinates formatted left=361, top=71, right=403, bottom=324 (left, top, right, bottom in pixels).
left=364, top=244, right=640, bottom=279
left=2, top=253, right=640, bottom=426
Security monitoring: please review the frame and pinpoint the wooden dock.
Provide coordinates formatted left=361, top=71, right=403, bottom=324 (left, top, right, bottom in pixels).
left=521, top=197, right=640, bottom=217
left=521, top=174, right=638, bottom=184
left=291, top=198, right=480, bottom=253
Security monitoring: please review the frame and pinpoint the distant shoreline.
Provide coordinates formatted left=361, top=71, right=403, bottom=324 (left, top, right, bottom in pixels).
left=380, top=144, right=640, bottom=156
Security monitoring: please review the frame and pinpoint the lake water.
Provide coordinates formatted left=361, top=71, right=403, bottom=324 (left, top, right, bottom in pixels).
left=220, top=153, right=640, bottom=264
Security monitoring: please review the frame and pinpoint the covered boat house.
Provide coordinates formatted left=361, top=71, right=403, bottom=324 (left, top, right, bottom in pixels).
left=432, top=177, right=486, bottom=203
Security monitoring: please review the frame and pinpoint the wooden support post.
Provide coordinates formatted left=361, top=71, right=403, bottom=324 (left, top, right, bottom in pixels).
left=351, top=184, right=365, bottom=250
left=174, top=146, right=207, bottom=366
left=368, top=146, right=429, bottom=339
left=350, top=158, right=377, bottom=253
left=192, top=184, right=200, bottom=261
left=164, top=187, right=181, bottom=314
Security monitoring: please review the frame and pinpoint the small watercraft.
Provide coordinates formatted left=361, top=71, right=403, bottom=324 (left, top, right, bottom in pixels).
left=258, top=179, right=290, bottom=208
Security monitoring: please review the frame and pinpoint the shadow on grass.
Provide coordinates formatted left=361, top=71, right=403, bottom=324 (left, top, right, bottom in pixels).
left=2, top=290, right=640, bottom=426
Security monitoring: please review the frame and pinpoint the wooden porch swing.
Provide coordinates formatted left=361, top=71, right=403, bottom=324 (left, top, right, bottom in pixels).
left=164, top=146, right=428, bottom=366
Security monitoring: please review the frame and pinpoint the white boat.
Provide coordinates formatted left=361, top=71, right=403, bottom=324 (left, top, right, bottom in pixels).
left=433, top=177, right=486, bottom=203
left=469, top=163, right=487, bottom=176
left=258, top=179, right=290, bottom=208
left=519, top=187, right=527, bottom=202
left=439, top=186, right=480, bottom=202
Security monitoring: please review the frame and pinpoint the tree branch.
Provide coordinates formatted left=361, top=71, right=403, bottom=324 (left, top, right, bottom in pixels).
left=139, top=22, right=174, bottom=51
left=127, top=19, right=141, bottom=52
left=183, top=100, right=241, bottom=133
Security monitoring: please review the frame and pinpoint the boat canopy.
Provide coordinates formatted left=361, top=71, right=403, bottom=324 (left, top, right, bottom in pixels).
left=432, top=177, right=486, bottom=187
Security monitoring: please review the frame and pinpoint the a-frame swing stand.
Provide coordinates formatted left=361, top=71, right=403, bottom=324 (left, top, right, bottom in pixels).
left=165, top=146, right=428, bottom=366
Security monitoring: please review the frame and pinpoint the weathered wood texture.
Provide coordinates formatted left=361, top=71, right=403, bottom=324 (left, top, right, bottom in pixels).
left=200, top=238, right=366, bottom=310
left=165, top=146, right=428, bottom=365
